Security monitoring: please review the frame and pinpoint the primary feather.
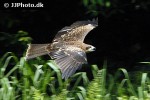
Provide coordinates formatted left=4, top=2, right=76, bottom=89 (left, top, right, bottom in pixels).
left=53, top=18, right=98, bottom=42
left=49, top=46, right=87, bottom=80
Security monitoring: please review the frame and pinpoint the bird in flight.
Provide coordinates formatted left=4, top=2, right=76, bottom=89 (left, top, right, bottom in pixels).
left=25, top=18, right=98, bottom=79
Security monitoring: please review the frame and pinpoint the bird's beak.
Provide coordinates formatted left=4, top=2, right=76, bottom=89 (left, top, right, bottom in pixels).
left=87, top=46, right=96, bottom=52
left=91, top=46, right=96, bottom=51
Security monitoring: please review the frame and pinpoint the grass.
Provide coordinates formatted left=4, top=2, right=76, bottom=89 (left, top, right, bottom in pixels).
left=1, top=52, right=150, bottom=100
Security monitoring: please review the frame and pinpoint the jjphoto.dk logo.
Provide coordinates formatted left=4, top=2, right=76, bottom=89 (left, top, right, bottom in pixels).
left=4, top=2, right=44, bottom=8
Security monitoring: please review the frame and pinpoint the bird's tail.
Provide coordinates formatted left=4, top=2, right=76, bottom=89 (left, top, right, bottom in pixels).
left=25, top=44, right=49, bottom=60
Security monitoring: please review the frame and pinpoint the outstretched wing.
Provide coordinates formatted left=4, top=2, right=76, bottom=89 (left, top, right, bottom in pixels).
left=49, top=46, right=87, bottom=80
left=53, top=18, right=98, bottom=42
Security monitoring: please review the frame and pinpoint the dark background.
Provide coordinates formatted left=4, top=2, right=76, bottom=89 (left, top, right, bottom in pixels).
left=0, top=0, right=150, bottom=72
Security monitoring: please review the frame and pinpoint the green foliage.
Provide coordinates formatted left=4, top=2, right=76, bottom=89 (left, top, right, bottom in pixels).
left=32, top=87, right=44, bottom=100
left=86, top=70, right=107, bottom=100
left=1, top=52, right=150, bottom=100
left=82, top=0, right=110, bottom=7
left=51, top=89, right=68, bottom=100
left=81, top=0, right=150, bottom=16
left=0, top=30, right=32, bottom=47
left=85, top=62, right=109, bottom=100
left=0, top=31, right=32, bottom=57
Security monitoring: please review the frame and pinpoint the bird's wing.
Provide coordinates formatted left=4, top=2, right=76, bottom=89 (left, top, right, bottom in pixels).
left=49, top=46, right=87, bottom=79
left=53, top=18, right=98, bottom=42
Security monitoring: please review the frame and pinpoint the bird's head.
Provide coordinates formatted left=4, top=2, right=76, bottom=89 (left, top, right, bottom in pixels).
left=85, top=45, right=96, bottom=53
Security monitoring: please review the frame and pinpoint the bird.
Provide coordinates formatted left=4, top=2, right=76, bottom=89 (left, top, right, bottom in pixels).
left=25, top=18, right=98, bottom=79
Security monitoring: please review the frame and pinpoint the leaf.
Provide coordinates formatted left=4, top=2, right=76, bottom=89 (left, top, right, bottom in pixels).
left=83, top=0, right=89, bottom=6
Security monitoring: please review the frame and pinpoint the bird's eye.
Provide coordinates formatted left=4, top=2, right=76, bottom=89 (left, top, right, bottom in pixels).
left=86, top=46, right=91, bottom=50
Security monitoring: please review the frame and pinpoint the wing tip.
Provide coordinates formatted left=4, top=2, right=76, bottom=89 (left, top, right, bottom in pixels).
left=90, top=17, right=98, bottom=27
left=60, top=63, right=82, bottom=80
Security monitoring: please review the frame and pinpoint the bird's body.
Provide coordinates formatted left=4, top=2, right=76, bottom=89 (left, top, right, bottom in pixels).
left=25, top=18, right=98, bottom=79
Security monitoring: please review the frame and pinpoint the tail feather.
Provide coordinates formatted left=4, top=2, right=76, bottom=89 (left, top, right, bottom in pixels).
left=25, top=44, right=49, bottom=60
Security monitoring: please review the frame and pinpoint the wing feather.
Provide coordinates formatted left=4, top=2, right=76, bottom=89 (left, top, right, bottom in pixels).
left=53, top=18, right=98, bottom=42
left=62, top=61, right=75, bottom=79
left=67, top=62, right=80, bottom=79
left=49, top=47, right=87, bottom=79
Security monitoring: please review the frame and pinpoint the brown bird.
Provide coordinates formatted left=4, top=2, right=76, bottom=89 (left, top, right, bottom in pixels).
left=25, top=18, right=98, bottom=79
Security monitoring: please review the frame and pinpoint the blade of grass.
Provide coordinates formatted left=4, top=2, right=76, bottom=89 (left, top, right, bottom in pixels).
left=0, top=52, right=18, bottom=64
left=82, top=72, right=89, bottom=86
left=41, top=69, right=52, bottom=92
left=47, top=61, right=63, bottom=89
left=101, top=69, right=106, bottom=96
left=33, top=65, right=44, bottom=86
left=91, top=65, right=99, bottom=78
left=77, top=86, right=86, bottom=98
left=1, top=56, right=18, bottom=77
left=119, top=68, right=137, bottom=96
left=138, top=87, right=143, bottom=99
left=141, top=73, right=147, bottom=91
left=108, top=74, right=114, bottom=93
left=5, top=65, right=19, bottom=77
left=49, top=84, right=56, bottom=94
left=117, top=79, right=128, bottom=96
left=76, top=93, right=84, bottom=100
left=72, top=73, right=82, bottom=90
